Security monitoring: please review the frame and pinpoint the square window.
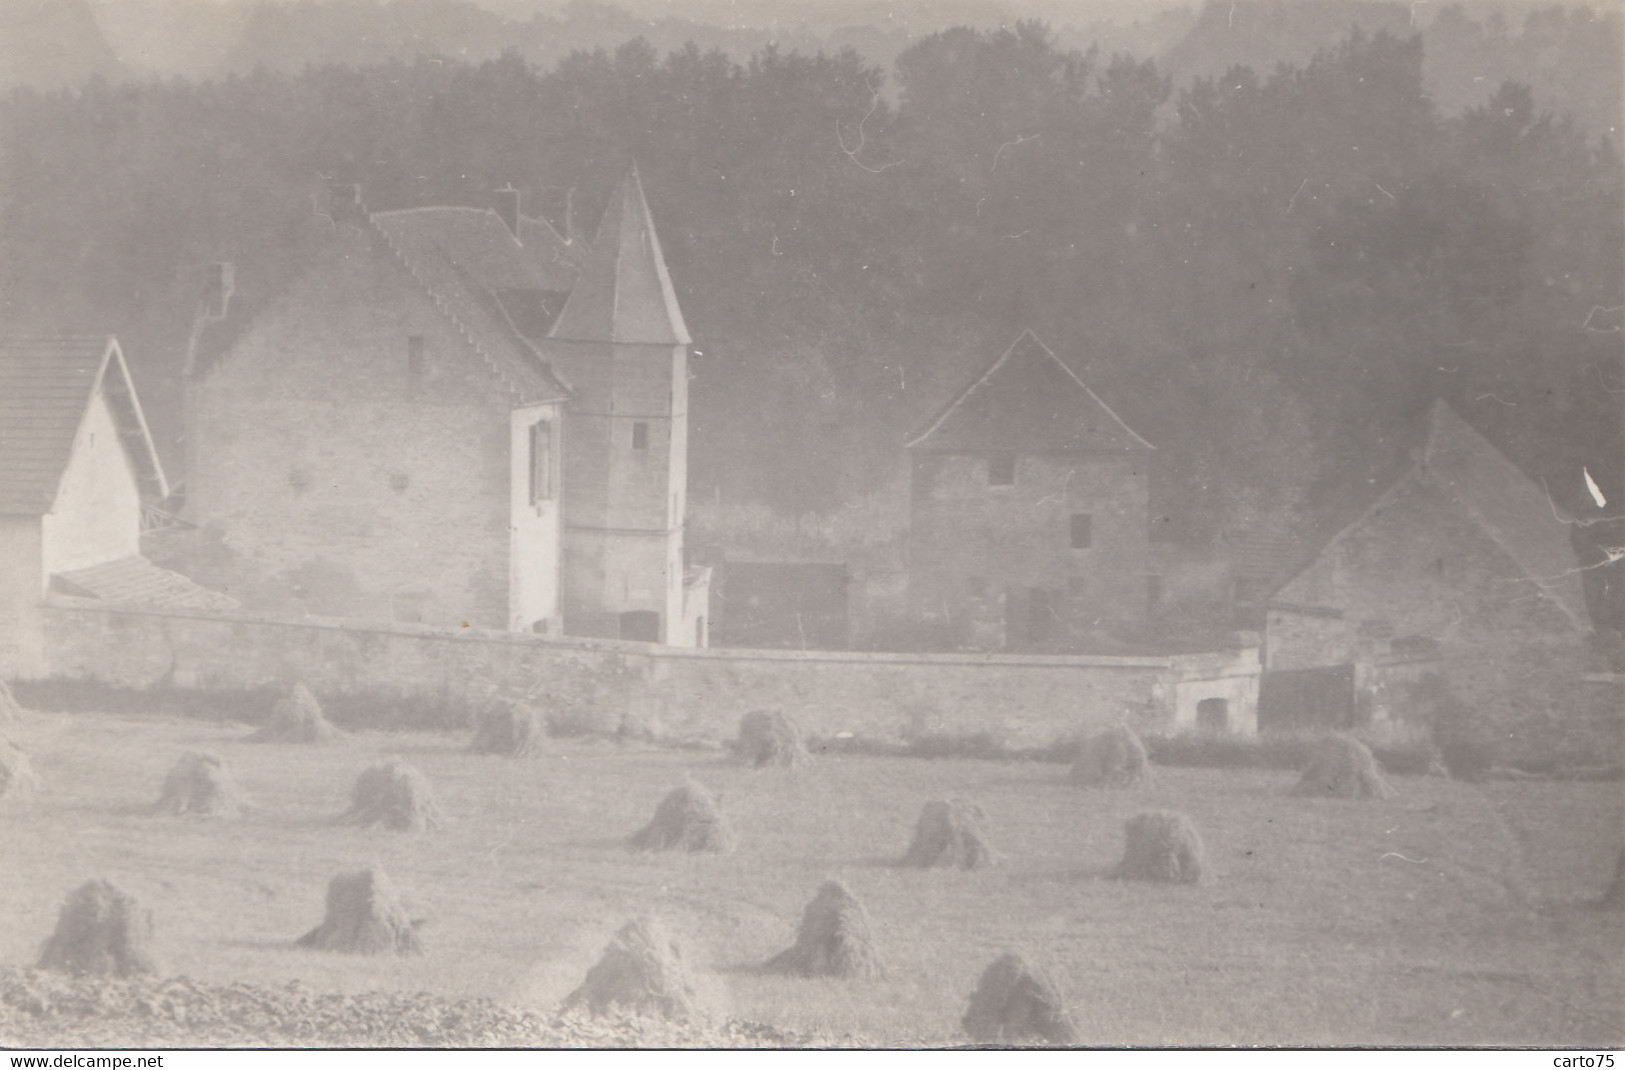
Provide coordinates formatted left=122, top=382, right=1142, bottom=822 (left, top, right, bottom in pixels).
left=988, top=455, right=1015, bottom=486
left=1070, top=513, right=1092, bottom=549
left=632, top=421, right=649, bottom=450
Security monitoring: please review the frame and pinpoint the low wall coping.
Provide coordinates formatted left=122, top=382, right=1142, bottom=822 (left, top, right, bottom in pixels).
left=40, top=598, right=1180, bottom=670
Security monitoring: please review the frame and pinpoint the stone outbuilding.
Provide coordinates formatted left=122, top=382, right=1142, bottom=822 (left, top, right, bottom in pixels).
left=906, top=329, right=1154, bottom=652
left=1264, top=400, right=1599, bottom=754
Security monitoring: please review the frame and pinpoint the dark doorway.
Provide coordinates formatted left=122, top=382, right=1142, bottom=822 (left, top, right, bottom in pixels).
left=1007, top=586, right=1061, bottom=649
left=1196, top=697, right=1229, bottom=732
left=619, top=610, right=660, bottom=643
left=1257, top=664, right=1356, bottom=732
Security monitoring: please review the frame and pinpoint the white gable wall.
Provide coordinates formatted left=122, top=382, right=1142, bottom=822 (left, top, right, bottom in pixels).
left=40, top=390, right=141, bottom=581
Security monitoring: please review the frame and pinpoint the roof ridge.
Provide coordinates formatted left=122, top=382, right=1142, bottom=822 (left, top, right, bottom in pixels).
left=1419, top=400, right=1589, bottom=631
left=905, top=329, right=1153, bottom=451
left=1025, top=332, right=1155, bottom=452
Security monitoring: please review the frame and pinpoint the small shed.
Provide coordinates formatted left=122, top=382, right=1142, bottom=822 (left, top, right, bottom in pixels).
left=0, top=336, right=230, bottom=676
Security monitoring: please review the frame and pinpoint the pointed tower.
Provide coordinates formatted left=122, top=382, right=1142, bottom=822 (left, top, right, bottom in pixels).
left=545, top=166, right=696, bottom=643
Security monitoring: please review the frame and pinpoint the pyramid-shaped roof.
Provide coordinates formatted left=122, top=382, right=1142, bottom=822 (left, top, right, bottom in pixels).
left=907, top=330, right=1153, bottom=453
left=0, top=336, right=166, bottom=515
left=548, top=166, right=690, bottom=346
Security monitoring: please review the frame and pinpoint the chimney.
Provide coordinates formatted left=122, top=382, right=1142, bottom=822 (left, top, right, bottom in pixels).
left=204, top=262, right=234, bottom=321
left=494, top=185, right=521, bottom=236
left=328, top=182, right=364, bottom=222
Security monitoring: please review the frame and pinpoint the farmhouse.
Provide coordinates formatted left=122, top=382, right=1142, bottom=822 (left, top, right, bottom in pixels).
left=0, top=336, right=233, bottom=677
left=185, top=168, right=709, bottom=645
left=1263, top=399, right=1596, bottom=749
left=906, top=329, right=1155, bottom=653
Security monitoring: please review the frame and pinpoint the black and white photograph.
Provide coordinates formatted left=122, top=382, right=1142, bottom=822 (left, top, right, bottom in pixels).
left=0, top=0, right=1620, bottom=1050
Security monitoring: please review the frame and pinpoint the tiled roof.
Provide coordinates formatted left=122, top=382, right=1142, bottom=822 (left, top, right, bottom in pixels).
left=907, top=330, right=1153, bottom=453
left=1273, top=401, right=1591, bottom=631
left=370, top=206, right=574, bottom=404
left=0, top=337, right=165, bottom=516
left=51, top=555, right=239, bottom=612
left=1220, top=527, right=1300, bottom=583
left=1419, top=399, right=1590, bottom=630
left=548, top=166, right=691, bottom=346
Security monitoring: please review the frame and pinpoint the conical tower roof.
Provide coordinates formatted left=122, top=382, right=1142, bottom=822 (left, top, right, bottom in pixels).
left=548, top=166, right=690, bottom=346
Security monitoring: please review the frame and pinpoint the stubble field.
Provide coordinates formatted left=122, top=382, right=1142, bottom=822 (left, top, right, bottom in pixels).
left=1, top=707, right=1620, bottom=1047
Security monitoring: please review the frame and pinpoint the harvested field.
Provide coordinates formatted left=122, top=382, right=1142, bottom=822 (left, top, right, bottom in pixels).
left=0, top=680, right=23, bottom=724
left=0, top=708, right=1620, bottom=1047
left=899, top=798, right=993, bottom=869
left=961, top=952, right=1076, bottom=1045
left=731, top=711, right=809, bottom=768
left=629, top=780, right=735, bottom=853
left=561, top=918, right=697, bottom=1021
left=36, top=879, right=157, bottom=979
left=1071, top=726, right=1149, bottom=788
left=251, top=685, right=340, bottom=745
left=470, top=701, right=545, bottom=758
left=344, top=760, right=441, bottom=832
left=154, top=752, right=244, bottom=818
left=297, top=867, right=422, bottom=956
left=762, top=880, right=881, bottom=980
left=0, top=737, right=35, bottom=803
left=1293, top=735, right=1393, bottom=800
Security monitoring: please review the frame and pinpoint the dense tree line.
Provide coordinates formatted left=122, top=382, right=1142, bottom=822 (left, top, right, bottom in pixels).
left=1, top=21, right=1619, bottom=618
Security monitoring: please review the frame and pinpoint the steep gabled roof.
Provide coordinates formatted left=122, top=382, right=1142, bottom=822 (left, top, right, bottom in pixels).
left=369, top=207, right=572, bottom=404
left=0, top=336, right=166, bottom=516
left=1273, top=400, right=1590, bottom=631
left=372, top=206, right=578, bottom=294
left=907, top=330, right=1154, bottom=453
left=1418, top=399, right=1590, bottom=630
left=548, top=166, right=691, bottom=346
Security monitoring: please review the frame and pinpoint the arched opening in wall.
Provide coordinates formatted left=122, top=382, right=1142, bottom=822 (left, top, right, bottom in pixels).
left=1196, top=697, right=1229, bottom=732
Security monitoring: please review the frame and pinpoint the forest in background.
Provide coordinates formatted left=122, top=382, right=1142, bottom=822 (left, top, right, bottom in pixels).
left=1, top=2, right=1621, bottom=627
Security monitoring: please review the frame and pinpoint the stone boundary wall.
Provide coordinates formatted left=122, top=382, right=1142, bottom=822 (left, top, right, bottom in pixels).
left=31, top=598, right=1258, bottom=746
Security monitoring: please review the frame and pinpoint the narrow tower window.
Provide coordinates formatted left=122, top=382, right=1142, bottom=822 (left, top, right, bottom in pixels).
left=632, top=421, right=649, bottom=451
left=529, top=420, right=552, bottom=503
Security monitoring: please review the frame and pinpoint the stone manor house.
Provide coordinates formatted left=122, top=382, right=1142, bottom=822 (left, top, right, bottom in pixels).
left=183, top=168, right=709, bottom=646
